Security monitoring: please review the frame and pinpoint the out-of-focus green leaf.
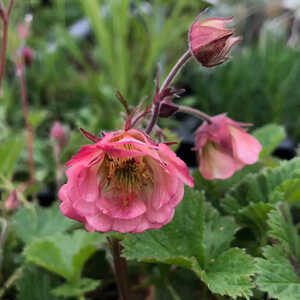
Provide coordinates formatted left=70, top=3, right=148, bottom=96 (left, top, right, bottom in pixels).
left=253, top=124, right=286, bottom=159
left=17, top=265, right=62, bottom=300
left=0, top=135, right=25, bottom=178
left=52, top=278, right=101, bottom=297
left=13, top=204, right=75, bottom=244
left=28, top=110, right=48, bottom=129
left=200, top=248, right=256, bottom=300
left=24, top=230, right=105, bottom=282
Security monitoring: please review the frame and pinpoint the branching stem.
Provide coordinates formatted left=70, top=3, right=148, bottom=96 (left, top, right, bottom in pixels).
left=177, top=105, right=212, bottom=124
left=145, top=50, right=192, bottom=134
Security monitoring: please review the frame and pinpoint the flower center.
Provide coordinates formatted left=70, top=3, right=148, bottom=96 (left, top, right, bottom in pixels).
left=100, top=154, right=153, bottom=206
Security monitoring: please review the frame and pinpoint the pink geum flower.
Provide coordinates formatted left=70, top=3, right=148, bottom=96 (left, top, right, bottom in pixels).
left=189, top=15, right=242, bottom=67
left=59, top=129, right=193, bottom=233
left=195, top=114, right=262, bottom=180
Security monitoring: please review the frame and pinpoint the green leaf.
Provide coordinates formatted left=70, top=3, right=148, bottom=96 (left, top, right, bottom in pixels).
left=13, top=204, right=75, bottom=244
left=203, top=215, right=239, bottom=264
left=122, top=188, right=205, bottom=268
left=274, top=179, right=300, bottom=204
left=24, top=230, right=105, bottom=282
left=0, top=135, right=25, bottom=178
left=256, top=246, right=300, bottom=300
left=253, top=124, right=286, bottom=159
left=17, top=265, right=62, bottom=300
left=193, top=163, right=262, bottom=205
left=238, top=203, right=273, bottom=238
left=223, top=158, right=300, bottom=214
left=200, top=248, right=256, bottom=300
left=268, top=208, right=300, bottom=258
left=123, top=188, right=255, bottom=299
left=52, top=278, right=101, bottom=297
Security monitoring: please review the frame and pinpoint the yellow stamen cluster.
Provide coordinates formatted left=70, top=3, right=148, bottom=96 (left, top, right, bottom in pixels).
left=100, top=150, right=153, bottom=206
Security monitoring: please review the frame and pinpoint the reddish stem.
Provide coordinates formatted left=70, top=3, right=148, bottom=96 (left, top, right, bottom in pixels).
left=17, top=63, right=35, bottom=184
left=145, top=50, right=192, bottom=134
left=0, top=0, right=14, bottom=96
left=177, top=105, right=212, bottom=124
left=108, top=237, right=130, bottom=300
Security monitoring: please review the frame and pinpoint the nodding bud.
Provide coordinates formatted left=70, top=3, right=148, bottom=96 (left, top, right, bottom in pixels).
left=159, top=99, right=179, bottom=118
left=21, top=47, right=34, bottom=67
left=189, top=15, right=242, bottom=67
left=50, top=121, right=68, bottom=149
left=4, top=190, right=20, bottom=211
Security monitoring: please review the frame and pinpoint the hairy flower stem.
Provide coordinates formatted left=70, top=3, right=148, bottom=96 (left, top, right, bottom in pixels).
left=146, top=50, right=192, bottom=134
left=108, top=237, right=130, bottom=300
left=17, top=64, right=35, bottom=184
left=0, top=0, right=14, bottom=96
left=177, top=105, right=212, bottom=124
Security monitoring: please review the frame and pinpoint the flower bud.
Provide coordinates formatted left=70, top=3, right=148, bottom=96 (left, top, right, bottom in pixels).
left=189, top=15, right=242, bottom=67
left=50, top=121, right=68, bottom=149
left=21, top=47, right=34, bottom=67
left=159, top=99, right=179, bottom=118
left=4, top=190, right=20, bottom=211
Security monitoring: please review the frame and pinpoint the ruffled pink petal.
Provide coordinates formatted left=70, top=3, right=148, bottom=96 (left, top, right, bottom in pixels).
left=229, top=126, right=262, bottom=164
left=199, top=143, right=239, bottom=180
left=146, top=158, right=178, bottom=210
left=77, top=164, right=100, bottom=203
left=134, top=217, right=162, bottom=233
left=158, top=144, right=194, bottom=187
left=111, top=217, right=141, bottom=233
left=86, top=212, right=113, bottom=232
left=96, top=193, right=146, bottom=220
left=145, top=202, right=174, bottom=224
left=59, top=185, right=85, bottom=223
left=66, top=144, right=101, bottom=167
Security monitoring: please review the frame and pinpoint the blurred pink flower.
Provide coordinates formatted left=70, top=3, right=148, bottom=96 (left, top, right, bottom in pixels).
left=4, top=190, right=20, bottom=211
left=195, top=114, right=262, bottom=180
left=59, top=129, right=193, bottom=233
left=50, top=121, right=68, bottom=149
left=189, top=15, right=242, bottom=67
